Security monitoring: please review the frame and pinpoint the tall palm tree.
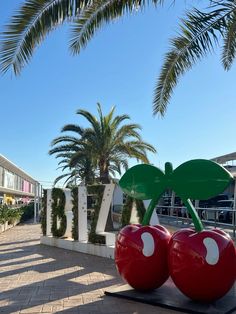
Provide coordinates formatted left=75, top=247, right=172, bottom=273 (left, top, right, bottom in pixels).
left=50, top=103, right=156, bottom=184
left=2, top=1, right=233, bottom=115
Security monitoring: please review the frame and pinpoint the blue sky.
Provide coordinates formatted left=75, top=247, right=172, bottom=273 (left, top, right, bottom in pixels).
left=1, top=1, right=236, bottom=188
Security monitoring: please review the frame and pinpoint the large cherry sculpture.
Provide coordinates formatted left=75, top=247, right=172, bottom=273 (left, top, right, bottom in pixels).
left=167, top=160, right=236, bottom=302
left=115, top=164, right=171, bottom=291
left=116, top=224, right=170, bottom=290
left=169, top=227, right=236, bottom=301
left=116, top=159, right=236, bottom=301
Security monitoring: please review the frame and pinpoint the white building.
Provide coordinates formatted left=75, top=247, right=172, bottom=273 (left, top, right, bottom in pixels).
left=0, top=154, right=40, bottom=206
left=211, top=152, right=236, bottom=199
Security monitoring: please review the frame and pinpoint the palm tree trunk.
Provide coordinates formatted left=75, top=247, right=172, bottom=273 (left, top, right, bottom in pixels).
left=99, top=160, right=110, bottom=184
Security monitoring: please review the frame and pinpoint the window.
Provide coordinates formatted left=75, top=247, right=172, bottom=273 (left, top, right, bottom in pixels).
left=4, top=170, right=14, bottom=189
left=0, top=167, right=3, bottom=187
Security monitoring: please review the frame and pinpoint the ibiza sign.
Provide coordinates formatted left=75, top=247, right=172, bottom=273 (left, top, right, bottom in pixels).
left=44, top=184, right=116, bottom=243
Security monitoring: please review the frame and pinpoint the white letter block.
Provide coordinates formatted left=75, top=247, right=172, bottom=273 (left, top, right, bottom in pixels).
left=78, top=186, right=88, bottom=242
left=46, top=189, right=52, bottom=236
left=64, top=189, right=73, bottom=238
left=96, top=184, right=116, bottom=246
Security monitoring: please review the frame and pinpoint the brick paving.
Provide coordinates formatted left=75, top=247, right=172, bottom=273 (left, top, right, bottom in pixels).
left=0, top=222, right=179, bottom=314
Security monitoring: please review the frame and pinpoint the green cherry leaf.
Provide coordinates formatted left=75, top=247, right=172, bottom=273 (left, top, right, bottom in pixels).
left=171, top=159, right=233, bottom=200
left=119, top=164, right=165, bottom=200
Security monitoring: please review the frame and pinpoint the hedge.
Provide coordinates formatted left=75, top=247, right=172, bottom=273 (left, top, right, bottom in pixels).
left=0, top=203, right=34, bottom=226
left=51, top=188, right=67, bottom=237
left=71, top=187, right=78, bottom=240
left=41, top=190, right=47, bottom=235
left=87, top=185, right=106, bottom=244
left=20, top=203, right=34, bottom=222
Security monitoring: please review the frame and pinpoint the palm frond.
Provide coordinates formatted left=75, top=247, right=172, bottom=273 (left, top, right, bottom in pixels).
left=53, top=172, right=73, bottom=186
left=114, top=124, right=142, bottom=143
left=77, top=108, right=101, bottom=135
left=50, top=135, right=82, bottom=146
left=126, top=146, right=149, bottom=163
left=49, top=143, right=78, bottom=155
left=111, top=114, right=130, bottom=129
left=96, top=102, right=105, bottom=133
left=70, top=0, right=162, bottom=54
left=131, top=140, right=157, bottom=153
left=57, top=158, right=71, bottom=166
left=61, top=124, right=85, bottom=134
left=53, top=153, right=74, bottom=159
left=69, top=151, right=90, bottom=167
left=0, top=0, right=91, bottom=75
left=154, top=3, right=233, bottom=116
left=222, top=8, right=236, bottom=70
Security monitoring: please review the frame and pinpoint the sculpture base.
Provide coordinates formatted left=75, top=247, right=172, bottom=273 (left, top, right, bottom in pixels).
left=105, top=279, right=236, bottom=314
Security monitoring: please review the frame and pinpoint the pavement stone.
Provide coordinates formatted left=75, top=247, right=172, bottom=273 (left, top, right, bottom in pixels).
left=0, top=222, right=183, bottom=314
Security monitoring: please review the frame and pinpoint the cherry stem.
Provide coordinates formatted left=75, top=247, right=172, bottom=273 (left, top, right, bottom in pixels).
left=142, top=191, right=163, bottom=226
left=183, top=198, right=204, bottom=232
left=142, top=162, right=172, bottom=226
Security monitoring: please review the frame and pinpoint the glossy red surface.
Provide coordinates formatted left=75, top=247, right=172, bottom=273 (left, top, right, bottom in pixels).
left=115, top=224, right=171, bottom=291
left=168, top=228, right=236, bottom=301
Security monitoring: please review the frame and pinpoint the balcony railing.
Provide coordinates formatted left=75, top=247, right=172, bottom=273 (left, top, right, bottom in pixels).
left=156, top=205, right=236, bottom=238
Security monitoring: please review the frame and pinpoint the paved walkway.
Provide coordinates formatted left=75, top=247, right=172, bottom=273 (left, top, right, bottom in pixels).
left=0, top=222, right=178, bottom=314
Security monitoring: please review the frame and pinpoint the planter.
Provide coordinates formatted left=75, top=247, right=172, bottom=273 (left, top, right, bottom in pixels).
left=0, top=219, right=20, bottom=234
left=40, top=236, right=115, bottom=259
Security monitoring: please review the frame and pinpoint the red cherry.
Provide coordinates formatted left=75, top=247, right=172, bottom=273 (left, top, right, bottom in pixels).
left=168, top=228, right=236, bottom=301
left=115, top=224, right=171, bottom=291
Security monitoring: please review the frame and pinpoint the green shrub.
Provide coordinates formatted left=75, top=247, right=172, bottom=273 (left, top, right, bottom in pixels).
left=0, top=205, right=10, bottom=224
left=71, top=187, right=78, bottom=240
left=40, top=190, right=47, bottom=235
left=88, top=185, right=105, bottom=244
left=8, top=208, right=22, bottom=224
left=20, top=204, right=34, bottom=222
left=51, top=188, right=67, bottom=237
left=0, top=205, right=22, bottom=225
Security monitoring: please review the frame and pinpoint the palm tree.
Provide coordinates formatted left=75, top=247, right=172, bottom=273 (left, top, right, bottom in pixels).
left=50, top=103, right=156, bottom=184
left=3, top=1, right=232, bottom=115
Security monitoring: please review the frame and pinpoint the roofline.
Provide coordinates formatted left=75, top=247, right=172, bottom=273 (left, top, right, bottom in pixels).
left=211, top=152, right=236, bottom=164
left=0, top=154, right=38, bottom=183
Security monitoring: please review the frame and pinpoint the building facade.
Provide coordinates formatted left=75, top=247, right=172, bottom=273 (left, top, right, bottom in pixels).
left=0, top=154, right=40, bottom=205
left=211, top=152, right=236, bottom=200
